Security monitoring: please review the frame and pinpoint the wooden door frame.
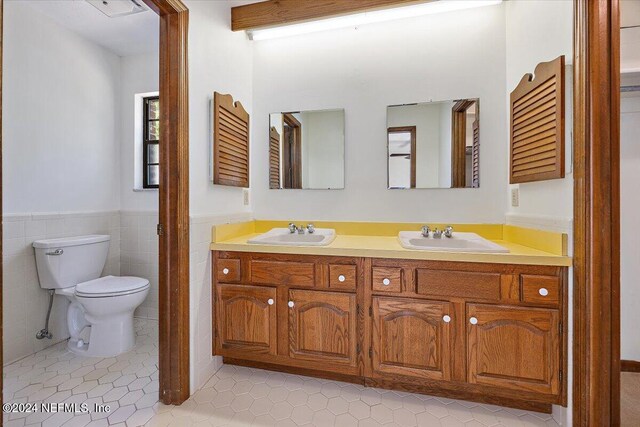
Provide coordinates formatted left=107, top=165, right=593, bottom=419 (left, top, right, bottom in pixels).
left=141, top=0, right=191, bottom=405
left=572, top=0, right=620, bottom=425
left=1, top=0, right=4, bottom=412
left=283, top=113, right=302, bottom=189
left=451, top=99, right=476, bottom=188
left=387, top=126, right=417, bottom=189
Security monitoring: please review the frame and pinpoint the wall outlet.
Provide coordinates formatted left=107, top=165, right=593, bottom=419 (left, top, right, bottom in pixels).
left=243, top=189, right=250, bottom=206
left=511, top=187, right=519, bottom=207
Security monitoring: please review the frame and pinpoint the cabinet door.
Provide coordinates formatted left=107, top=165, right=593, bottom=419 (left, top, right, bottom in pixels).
left=371, top=297, right=454, bottom=381
left=467, top=304, right=560, bottom=395
left=215, top=284, right=277, bottom=356
left=288, top=289, right=357, bottom=366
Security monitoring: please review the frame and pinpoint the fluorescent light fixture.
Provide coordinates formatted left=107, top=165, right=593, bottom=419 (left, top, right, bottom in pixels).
left=248, top=0, right=502, bottom=41
left=86, top=0, right=147, bottom=18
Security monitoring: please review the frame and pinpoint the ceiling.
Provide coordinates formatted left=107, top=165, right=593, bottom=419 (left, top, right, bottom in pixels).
left=25, top=0, right=159, bottom=57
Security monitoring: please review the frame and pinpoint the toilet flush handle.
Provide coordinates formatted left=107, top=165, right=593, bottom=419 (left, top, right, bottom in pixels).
left=46, top=249, right=64, bottom=256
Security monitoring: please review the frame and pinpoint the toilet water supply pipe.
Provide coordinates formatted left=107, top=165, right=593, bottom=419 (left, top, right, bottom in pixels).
left=36, top=289, right=55, bottom=339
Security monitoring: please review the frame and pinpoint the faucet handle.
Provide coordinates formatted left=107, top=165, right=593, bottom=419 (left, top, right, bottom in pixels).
left=288, top=223, right=297, bottom=234
left=297, top=224, right=306, bottom=234
left=433, top=228, right=443, bottom=239
left=421, top=225, right=431, bottom=237
left=307, top=223, right=315, bottom=234
left=444, top=225, right=454, bottom=238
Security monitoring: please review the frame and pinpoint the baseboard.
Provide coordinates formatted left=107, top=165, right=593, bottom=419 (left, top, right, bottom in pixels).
left=621, top=359, right=640, bottom=372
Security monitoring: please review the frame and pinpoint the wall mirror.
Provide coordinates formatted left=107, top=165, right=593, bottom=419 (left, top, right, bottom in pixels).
left=269, top=109, right=345, bottom=189
left=387, top=99, right=480, bottom=189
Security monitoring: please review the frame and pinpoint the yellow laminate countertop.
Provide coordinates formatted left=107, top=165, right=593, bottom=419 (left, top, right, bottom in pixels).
left=210, top=221, right=572, bottom=267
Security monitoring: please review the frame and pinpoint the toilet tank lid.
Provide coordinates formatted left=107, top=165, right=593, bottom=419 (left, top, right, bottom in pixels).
left=33, top=234, right=110, bottom=249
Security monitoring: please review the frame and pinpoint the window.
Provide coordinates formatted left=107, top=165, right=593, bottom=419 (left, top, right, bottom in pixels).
left=143, top=96, right=160, bottom=188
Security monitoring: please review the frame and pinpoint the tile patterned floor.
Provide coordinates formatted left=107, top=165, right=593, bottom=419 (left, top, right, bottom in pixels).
left=3, top=319, right=159, bottom=427
left=146, top=365, right=561, bottom=427
left=4, top=319, right=561, bottom=426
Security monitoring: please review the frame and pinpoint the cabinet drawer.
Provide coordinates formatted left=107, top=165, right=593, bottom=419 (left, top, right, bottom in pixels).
left=216, top=259, right=241, bottom=283
left=520, top=275, right=560, bottom=306
left=250, top=260, right=315, bottom=287
left=372, top=267, right=402, bottom=293
left=416, top=269, right=501, bottom=301
left=329, top=264, right=357, bottom=290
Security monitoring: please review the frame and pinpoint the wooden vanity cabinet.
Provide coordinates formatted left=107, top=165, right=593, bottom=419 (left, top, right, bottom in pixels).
left=213, top=252, right=363, bottom=377
left=371, top=297, right=454, bottom=381
left=215, top=284, right=277, bottom=355
left=288, top=289, right=358, bottom=367
left=466, top=304, right=560, bottom=396
left=213, top=251, right=567, bottom=413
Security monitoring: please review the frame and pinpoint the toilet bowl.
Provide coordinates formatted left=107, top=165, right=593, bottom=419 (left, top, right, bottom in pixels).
left=33, top=235, right=150, bottom=357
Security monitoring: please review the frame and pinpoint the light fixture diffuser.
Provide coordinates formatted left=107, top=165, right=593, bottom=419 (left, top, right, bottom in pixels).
left=248, top=0, right=502, bottom=41
left=85, top=0, right=147, bottom=18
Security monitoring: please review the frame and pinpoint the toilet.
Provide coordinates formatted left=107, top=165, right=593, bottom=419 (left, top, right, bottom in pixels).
left=33, top=235, right=149, bottom=357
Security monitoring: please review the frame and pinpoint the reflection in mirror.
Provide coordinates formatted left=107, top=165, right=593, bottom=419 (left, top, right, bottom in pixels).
left=387, top=99, right=479, bottom=189
left=269, top=109, right=345, bottom=189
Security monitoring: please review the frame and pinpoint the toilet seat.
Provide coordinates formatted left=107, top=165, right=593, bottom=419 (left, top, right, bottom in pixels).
left=75, top=275, right=149, bottom=298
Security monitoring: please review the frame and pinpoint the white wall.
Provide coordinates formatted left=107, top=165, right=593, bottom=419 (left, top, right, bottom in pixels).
left=504, top=2, right=574, bottom=425
left=388, top=103, right=444, bottom=188
left=300, top=110, right=344, bottom=189
left=621, top=96, right=640, bottom=361
left=186, top=0, right=253, bottom=217
left=3, top=1, right=121, bottom=215
left=2, top=1, right=125, bottom=364
left=183, top=0, right=255, bottom=393
left=438, top=102, right=453, bottom=188
left=119, top=52, right=159, bottom=212
left=505, top=0, right=574, bottom=222
left=252, top=4, right=507, bottom=222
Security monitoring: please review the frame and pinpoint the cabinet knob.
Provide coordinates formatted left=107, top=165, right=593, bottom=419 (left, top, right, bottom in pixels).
left=222, top=268, right=229, bottom=275
left=288, top=301, right=295, bottom=308
left=443, top=315, right=451, bottom=323
left=338, top=275, right=346, bottom=282
left=267, top=298, right=274, bottom=306
left=469, top=317, right=478, bottom=325
left=539, top=287, right=549, bottom=296
left=382, top=278, right=391, bottom=286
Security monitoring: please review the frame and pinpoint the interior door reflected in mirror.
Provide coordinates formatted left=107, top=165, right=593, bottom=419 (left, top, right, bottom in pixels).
left=269, top=109, right=345, bottom=190
left=387, top=99, right=480, bottom=189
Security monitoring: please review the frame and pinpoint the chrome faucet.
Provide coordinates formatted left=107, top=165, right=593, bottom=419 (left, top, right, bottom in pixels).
left=297, top=225, right=306, bottom=234
left=444, top=225, right=454, bottom=238
left=288, top=223, right=297, bottom=234
left=421, top=225, right=431, bottom=238
left=307, top=224, right=315, bottom=234
left=432, top=228, right=443, bottom=239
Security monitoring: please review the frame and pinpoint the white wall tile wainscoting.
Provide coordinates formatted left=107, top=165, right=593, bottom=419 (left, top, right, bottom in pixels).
left=2, top=210, right=164, bottom=365
left=2, top=211, right=120, bottom=364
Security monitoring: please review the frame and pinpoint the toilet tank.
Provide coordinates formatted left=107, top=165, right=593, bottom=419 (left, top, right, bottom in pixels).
left=33, top=235, right=111, bottom=289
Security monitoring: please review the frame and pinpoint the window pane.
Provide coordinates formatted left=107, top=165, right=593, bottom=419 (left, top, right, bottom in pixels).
left=148, top=165, right=159, bottom=186
left=148, top=144, right=159, bottom=164
left=148, top=99, right=159, bottom=120
left=148, top=121, right=160, bottom=141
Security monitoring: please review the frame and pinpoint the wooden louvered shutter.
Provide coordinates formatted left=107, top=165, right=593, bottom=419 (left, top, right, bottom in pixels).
left=510, top=56, right=565, bottom=184
left=269, top=127, right=281, bottom=189
left=472, top=118, right=480, bottom=188
left=213, top=92, right=249, bottom=187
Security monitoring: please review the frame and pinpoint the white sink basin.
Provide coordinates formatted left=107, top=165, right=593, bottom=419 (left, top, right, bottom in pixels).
left=398, top=231, right=509, bottom=253
left=247, top=228, right=336, bottom=246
